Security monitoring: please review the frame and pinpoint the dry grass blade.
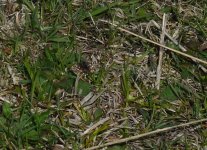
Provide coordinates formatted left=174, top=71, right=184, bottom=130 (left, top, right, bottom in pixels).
left=1, top=1, right=207, bottom=149
left=156, top=13, right=167, bottom=90
left=85, top=118, right=207, bottom=150
left=99, top=20, right=207, bottom=65
left=81, top=117, right=110, bottom=136
left=151, top=20, right=187, bottom=52
left=82, top=89, right=106, bottom=107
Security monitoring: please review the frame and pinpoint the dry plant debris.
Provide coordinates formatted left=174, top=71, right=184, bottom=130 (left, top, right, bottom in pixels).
left=0, top=0, right=207, bottom=149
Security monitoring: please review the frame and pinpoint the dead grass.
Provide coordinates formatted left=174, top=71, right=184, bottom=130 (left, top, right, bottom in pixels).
left=0, top=0, right=207, bottom=149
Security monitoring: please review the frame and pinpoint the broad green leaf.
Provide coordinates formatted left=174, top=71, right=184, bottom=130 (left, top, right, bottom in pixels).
left=108, top=145, right=127, bottom=150
left=136, top=7, right=150, bottom=21
left=24, top=130, right=39, bottom=141
left=34, top=111, right=50, bottom=125
left=77, top=80, right=92, bottom=97
left=30, top=7, right=41, bottom=30
left=53, top=72, right=76, bottom=91
left=121, top=67, right=132, bottom=102
left=94, top=108, right=103, bottom=120
left=24, top=58, right=35, bottom=80
left=180, top=68, right=191, bottom=79
left=2, top=102, right=12, bottom=119
left=161, top=6, right=172, bottom=13
left=81, top=1, right=139, bottom=20
left=160, top=85, right=178, bottom=101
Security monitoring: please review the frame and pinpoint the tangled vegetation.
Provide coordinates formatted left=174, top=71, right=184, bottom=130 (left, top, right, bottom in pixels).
left=0, top=0, right=207, bottom=149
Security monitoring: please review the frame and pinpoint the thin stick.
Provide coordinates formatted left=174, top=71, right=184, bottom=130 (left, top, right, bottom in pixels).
left=99, top=19, right=207, bottom=65
left=156, top=14, right=167, bottom=90
left=151, top=20, right=187, bottom=52
left=81, top=117, right=110, bottom=136
left=84, top=118, right=207, bottom=150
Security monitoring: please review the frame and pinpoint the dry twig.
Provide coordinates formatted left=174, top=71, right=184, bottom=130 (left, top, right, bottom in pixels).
left=156, top=14, right=167, bottom=90
left=99, top=20, right=207, bottom=65
left=85, top=118, right=207, bottom=150
left=150, top=20, right=187, bottom=52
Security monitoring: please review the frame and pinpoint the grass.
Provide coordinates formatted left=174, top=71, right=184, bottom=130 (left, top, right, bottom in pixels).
left=0, top=0, right=207, bottom=149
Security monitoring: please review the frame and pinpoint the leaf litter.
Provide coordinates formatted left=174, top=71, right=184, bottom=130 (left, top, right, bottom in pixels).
left=0, top=0, right=207, bottom=149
